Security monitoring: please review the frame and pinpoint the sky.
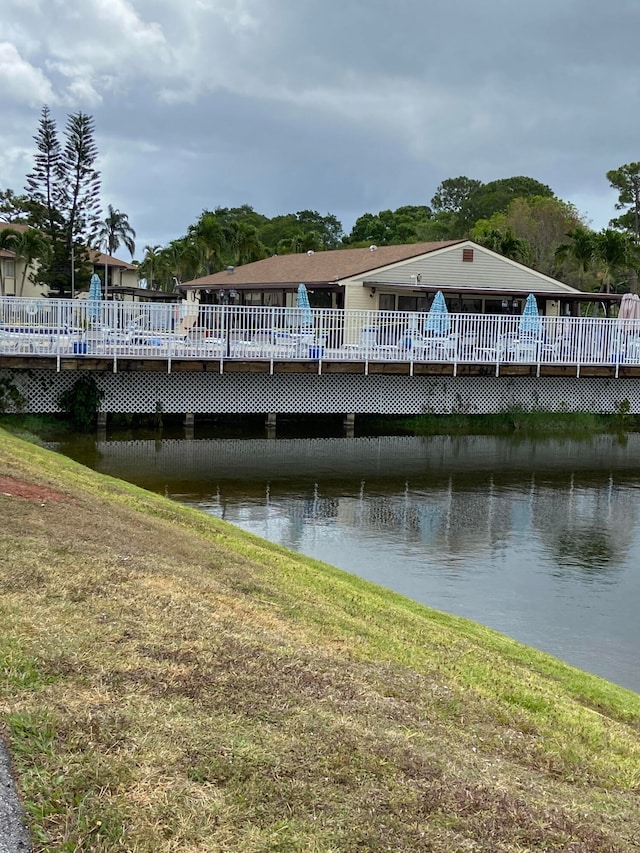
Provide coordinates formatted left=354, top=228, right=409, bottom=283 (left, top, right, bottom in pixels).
left=0, top=0, right=637, bottom=262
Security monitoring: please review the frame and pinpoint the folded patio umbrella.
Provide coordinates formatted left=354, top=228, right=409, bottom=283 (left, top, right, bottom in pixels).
left=424, top=290, right=450, bottom=335
left=88, top=273, right=102, bottom=323
left=296, top=283, right=314, bottom=329
left=518, top=293, right=542, bottom=338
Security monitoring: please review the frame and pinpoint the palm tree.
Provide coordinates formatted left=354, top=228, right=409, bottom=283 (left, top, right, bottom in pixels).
left=142, top=244, right=162, bottom=288
left=276, top=229, right=322, bottom=255
left=593, top=229, right=638, bottom=293
left=97, top=205, right=136, bottom=296
left=7, top=228, right=51, bottom=296
left=554, top=227, right=597, bottom=287
left=189, top=213, right=227, bottom=272
left=226, top=221, right=266, bottom=266
left=477, top=227, right=531, bottom=264
left=97, top=204, right=136, bottom=258
left=160, top=240, right=201, bottom=289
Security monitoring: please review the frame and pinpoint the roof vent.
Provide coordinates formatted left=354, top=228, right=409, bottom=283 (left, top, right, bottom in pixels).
left=307, top=250, right=314, bottom=256
left=226, top=265, right=234, bottom=274
left=370, top=245, right=377, bottom=251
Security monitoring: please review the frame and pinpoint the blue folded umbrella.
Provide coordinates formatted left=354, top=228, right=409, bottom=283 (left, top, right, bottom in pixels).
left=424, top=290, right=450, bottom=335
left=296, top=283, right=313, bottom=329
left=519, top=293, right=542, bottom=337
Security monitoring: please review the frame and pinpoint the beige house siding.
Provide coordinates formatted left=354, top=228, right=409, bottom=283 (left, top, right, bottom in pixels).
left=342, top=281, right=376, bottom=312
left=354, top=242, right=577, bottom=294
left=109, top=267, right=139, bottom=289
left=1, top=257, right=40, bottom=297
left=338, top=242, right=578, bottom=312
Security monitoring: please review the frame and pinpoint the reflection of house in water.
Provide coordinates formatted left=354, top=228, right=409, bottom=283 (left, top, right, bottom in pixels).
left=334, top=477, right=515, bottom=558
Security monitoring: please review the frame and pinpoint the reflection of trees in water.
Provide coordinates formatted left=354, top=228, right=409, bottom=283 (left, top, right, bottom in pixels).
left=532, top=475, right=635, bottom=576
left=551, top=525, right=620, bottom=575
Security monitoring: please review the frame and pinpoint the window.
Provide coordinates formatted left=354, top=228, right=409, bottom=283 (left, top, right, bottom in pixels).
left=379, top=294, right=396, bottom=311
left=459, top=299, right=483, bottom=313
left=397, top=295, right=418, bottom=312
left=309, top=290, right=332, bottom=308
left=4, top=260, right=16, bottom=278
left=263, top=291, right=283, bottom=307
left=485, top=299, right=509, bottom=314
left=242, top=291, right=263, bottom=306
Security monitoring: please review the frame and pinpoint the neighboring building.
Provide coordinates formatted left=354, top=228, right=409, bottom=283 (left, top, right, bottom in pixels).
left=0, top=223, right=139, bottom=298
left=0, top=224, right=31, bottom=297
left=179, top=239, right=618, bottom=316
left=89, top=251, right=139, bottom=294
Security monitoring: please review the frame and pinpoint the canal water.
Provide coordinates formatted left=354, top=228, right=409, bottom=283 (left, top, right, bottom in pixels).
left=52, top=430, right=640, bottom=693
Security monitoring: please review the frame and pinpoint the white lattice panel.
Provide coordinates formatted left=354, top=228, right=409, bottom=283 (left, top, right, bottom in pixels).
left=3, top=369, right=640, bottom=414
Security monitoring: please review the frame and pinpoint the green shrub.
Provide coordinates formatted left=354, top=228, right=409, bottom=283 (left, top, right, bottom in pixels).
left=58, top=376, right=104, bottom=430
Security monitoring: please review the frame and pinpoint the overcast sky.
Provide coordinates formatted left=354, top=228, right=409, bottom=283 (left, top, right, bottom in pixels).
left=1, top=0, right=637, bottom=260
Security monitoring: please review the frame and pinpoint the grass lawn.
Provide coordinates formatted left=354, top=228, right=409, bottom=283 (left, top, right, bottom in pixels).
left=0, top=427, right=639, bottom=852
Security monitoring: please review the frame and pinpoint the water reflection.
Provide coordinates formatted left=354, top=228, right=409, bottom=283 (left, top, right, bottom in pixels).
left=52, top=433, right=640, bottom=692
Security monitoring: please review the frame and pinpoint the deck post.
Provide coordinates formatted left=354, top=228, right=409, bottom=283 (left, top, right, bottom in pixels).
left=265, top=412, right=277, bottom=429
left=96, top=411, right=107, bottom=440
left=344, top=412, right=355, bottom=437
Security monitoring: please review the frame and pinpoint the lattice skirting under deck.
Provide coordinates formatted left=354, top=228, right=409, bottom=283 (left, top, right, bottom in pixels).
left=2, top=369, right=640, bottom=415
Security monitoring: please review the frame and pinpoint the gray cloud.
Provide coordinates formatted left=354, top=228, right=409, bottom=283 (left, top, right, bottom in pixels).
left=1, top=0, right=638, bottom=256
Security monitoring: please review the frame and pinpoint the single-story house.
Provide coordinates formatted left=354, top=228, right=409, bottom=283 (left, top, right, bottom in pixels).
left=179, top=239, right=621, bottom=317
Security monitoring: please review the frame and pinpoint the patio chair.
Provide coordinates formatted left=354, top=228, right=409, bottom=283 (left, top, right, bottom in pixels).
left=474, top=334, right=509, bottom=363
left=433, top=332, right=458, bottom=361
left=0, top=330, right=20, bottom=353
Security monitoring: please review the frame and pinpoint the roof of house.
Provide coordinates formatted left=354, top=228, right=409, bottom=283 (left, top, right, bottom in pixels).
left=180, top=241, right=465, bottom=288
left=90, top=250, right=137, bottom=271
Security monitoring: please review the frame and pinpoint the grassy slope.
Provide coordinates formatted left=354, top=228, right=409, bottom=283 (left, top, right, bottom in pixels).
left=0, top=429, right=639, bottom=853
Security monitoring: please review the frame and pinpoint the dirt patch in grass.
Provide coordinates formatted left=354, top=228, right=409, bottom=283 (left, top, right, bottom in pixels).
left=0, top=475, right=74, bottom=504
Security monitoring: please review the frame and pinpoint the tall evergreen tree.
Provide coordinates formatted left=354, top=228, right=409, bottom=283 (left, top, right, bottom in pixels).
left=24, top=106, right=102, bottom=296
left=60, top=112, right=101, bottom=287
left=25, top=105, right=64, bottom=240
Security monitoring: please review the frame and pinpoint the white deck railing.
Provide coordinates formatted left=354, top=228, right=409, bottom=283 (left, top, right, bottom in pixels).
left=1, top=297, right=639, bottom=372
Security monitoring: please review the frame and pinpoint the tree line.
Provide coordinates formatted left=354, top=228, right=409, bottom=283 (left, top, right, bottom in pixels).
left=2, top=106, right=640, bottom=295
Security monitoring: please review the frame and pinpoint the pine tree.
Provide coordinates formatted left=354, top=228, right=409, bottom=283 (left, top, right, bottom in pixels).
left=25, top=104, right=64, bottom=238
left=60, top=111, right=102, bottom=256
left=24, top=106, right=102, bottom=296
